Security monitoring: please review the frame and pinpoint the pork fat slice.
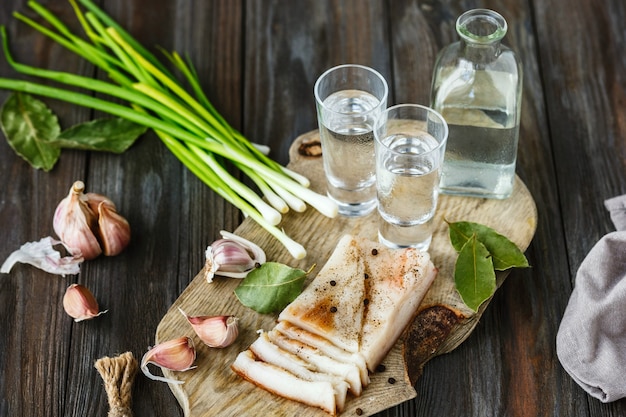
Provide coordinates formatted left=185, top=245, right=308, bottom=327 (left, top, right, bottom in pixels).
left=249, top=332, right=349, bottom=411
left=359, top=238, right=438, bottom=371
left=232, top=350, right=338, bottom=415
left=274, top=321, right=370, bottom=387
left=278, top=235, right=365, bottom=353
left=231, top=234, right=438, bottom=415
left=267, top=329, right=363, bottom=396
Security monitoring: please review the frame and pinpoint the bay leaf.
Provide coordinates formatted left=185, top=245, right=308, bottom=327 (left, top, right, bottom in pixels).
left=0, top=92, right=61, bottom=171
left=454, top=234, right=496, bottom=312
left=234, top=262, right=307, bottom=314
left=52, top=117, right=147, bottom=153
left=448, top=220, right=529, bottom=270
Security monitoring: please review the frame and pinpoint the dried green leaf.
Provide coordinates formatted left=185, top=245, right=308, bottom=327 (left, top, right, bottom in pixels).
left=447, top=220, right=529, bottom=270
left=454, top=234, right=496, bottom=312
left=0, top=92, right=61, bottom=171
left=52, top=117, right=147, bottom=153
left=234, top=262, right=307, bottom=314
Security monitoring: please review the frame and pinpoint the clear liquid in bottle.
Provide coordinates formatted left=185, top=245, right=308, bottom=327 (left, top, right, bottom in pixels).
left=431, top=9, right=522, bottom=199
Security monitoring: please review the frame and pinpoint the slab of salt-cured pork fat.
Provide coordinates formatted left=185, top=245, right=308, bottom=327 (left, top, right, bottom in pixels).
left=278, top=234, right=366, bottom=353
left=358, top=237, right=438, bottom=371
left=232, top=235, right=438, bottom=415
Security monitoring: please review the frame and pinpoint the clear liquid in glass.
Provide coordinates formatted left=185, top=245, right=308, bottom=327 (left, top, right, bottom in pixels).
left=377, top=132, right=441, bottom=249
left=319, top=89, right=381, bottom=216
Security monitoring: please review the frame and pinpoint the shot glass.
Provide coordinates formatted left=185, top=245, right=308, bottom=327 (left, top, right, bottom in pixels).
left=374, top=104, right=448, bottom=250
left=314, top=64, right=389, bottom=217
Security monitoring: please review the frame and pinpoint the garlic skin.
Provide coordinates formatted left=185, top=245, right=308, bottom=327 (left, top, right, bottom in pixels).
left=179, top=308, right=239, bottom=348
left=204, top=230, right=266, bottom=283
left=53, top=181, right=130, bottom=260
left=1, top=237, right=83, bottom=276
left=140, top=336, right=196, bottom=385
left=63, top=283, right=107, bottom=321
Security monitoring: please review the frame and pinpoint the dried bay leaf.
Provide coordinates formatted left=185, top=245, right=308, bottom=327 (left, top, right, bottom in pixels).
left=234, top=262, right=307, bottom=314
left=454, top=234, right=496, bottom=312
left=447, top=220, right=530, bottom=270
left=0, top=92, right=61, bottom=171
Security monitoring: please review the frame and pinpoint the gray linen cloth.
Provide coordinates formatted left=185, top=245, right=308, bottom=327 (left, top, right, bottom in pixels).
left=556, top=195, right=626, bottom=402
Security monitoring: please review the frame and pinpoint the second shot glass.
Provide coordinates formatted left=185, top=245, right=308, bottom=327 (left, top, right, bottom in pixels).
left=374, top=104, right=448, bottom=250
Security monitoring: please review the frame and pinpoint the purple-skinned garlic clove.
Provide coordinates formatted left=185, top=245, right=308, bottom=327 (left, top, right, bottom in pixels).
left=140, top=337, right=197, bottom=385
left=179, top=308, right=239, bottom=348
left=204, top=230, right=266, bottom=283
left=62, top=283, right=107, bottom=321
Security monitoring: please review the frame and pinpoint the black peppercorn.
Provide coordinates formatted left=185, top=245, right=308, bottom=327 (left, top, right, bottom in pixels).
left=330, top=280, right=336, bottom=286
left=371, top=248, right=378, bottom=255
left=330, top=306, right=337, bottom=313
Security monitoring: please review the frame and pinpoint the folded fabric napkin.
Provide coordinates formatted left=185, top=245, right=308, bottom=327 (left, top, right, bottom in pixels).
left=556, top=195, right=626, bottom=402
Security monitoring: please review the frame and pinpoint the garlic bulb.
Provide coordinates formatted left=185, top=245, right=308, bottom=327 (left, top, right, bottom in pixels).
left=140, top=336, right=196, bottom=385
left=53, top=181, right=130, bottom=260
left=63, top=283, right=107, bottom=321
left=179, top=308, right=239, bottom=348
left=204, top=230, right=266, bottom=283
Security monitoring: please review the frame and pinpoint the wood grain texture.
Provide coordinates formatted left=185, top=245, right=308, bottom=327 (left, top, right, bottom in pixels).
left=155, top=131, right=537, bottom=416
left=1, top=0, right=625, bottom=416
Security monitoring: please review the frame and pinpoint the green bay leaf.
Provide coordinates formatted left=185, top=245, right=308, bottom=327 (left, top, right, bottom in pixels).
left=234, top=262, right=307, bottom=314
left=0, top=92, right=61, bottom=171
left=454, top=234, right=496, bottom=312
left=448, top=220, right=529, bottom=270
left=53, top=118, right=147, bottom=153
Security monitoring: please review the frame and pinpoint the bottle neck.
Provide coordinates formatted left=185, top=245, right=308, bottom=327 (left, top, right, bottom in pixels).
left=460, top=38, right=502, bottom=62
left=456, top=9, right=507, bottom=62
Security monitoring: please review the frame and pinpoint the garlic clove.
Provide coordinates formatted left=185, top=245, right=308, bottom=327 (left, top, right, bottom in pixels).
left=179, top=308, right=239, bottom=348
left=85, top=192, right=117, bottom=213
left=97, top=202, right=131, bottom=256
left=140, top=336, right=196, bottom=385
left=53, top=181, right=102, bottom=260
left=211, top=240, right=257, bottom=271
left=204, top=231, right=266, bottom=283
left=63, top=283, right=107, bottom=321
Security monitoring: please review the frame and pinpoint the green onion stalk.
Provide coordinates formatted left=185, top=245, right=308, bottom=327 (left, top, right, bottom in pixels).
left=0, top=0, right=339, bottom=259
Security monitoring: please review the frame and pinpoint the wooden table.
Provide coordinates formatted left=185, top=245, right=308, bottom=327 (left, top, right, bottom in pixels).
left=1, top=0, right=624, bottom=416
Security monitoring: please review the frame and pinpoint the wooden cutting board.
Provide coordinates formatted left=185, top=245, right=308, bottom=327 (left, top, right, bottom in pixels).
left=155, top=130, right=538, bottom=416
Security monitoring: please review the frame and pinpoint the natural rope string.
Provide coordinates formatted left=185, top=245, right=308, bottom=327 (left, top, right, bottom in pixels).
left=95, top=351, right=138, bottom=417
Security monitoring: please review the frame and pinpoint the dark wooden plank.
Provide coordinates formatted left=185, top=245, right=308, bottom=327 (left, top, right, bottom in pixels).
left=533, top=0, right=626, bottom=416
left=537, top=0, right=626, bottom=260
left=0, top=1, right=91, bottom=416
left=243, top=0, right=391, bottom=165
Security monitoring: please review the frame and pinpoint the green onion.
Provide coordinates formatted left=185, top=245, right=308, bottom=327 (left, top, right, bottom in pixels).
left=0, top=0, right=338, bottom=259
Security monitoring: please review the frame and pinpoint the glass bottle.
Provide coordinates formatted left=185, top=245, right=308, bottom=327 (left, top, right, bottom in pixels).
left=430, top=9, right=522, bottom=199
